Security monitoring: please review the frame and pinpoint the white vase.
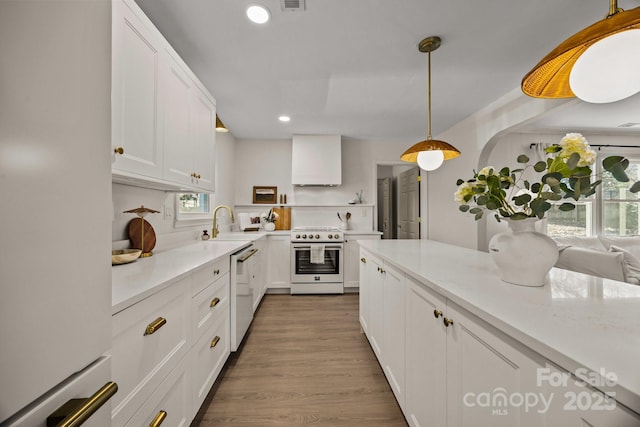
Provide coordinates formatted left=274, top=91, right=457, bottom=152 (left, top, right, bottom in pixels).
left=488, top=218, right=558, bottom=287
left=263, top=222, right=276, bottom=231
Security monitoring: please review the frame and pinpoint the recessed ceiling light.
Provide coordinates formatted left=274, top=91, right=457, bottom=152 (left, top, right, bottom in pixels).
left=279, top=115, right=291, bottom=122
left=247, top=4, right=270, bottom=24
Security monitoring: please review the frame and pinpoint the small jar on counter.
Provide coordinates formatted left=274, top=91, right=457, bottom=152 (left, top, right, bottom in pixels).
left=201, top=230, right=210, bottom=240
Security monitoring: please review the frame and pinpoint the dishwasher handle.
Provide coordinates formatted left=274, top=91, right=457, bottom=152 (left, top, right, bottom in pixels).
left=238, top=248, right=259, bottom=262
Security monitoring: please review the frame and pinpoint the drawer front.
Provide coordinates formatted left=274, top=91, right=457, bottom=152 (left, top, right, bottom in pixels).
left=191, top=272, right=229, bottom=343
left=124, top=354, right=190, bottom=427
left=111, top=278, right=190, bottom=427
left=192, top=256, right=230, bottom=297
left=192, top=307, right=230, bottom=414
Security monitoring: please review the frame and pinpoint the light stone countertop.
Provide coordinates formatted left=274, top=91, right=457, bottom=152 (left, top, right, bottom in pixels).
left=359, top=239, right=640, bottom=414
left=112, top=240, right=250, bottom=314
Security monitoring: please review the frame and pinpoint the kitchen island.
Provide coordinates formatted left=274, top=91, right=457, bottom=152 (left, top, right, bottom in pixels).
left=359, top=239, right=640, bottom=426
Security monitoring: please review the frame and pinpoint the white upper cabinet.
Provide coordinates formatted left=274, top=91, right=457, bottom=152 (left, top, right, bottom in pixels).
left=112, top=0, right=216, bottom=192
left=163, top=55, right=216, bottom=191
left=111, top=0, right=163, bottom=179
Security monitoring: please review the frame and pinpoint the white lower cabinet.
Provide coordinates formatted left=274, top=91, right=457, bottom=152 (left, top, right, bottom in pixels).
left=124, top=355, right=191, bottom=427
left=362, top=247, right=640, bottom=427
left=359, top=249, right=405, bottom=408
left=267, top=235, right=291, bottom=289
left=405, top=276, right=447, bottom=427
left=344, top=234, right=380, bottom=289
left=112, top=255, right=232, bottom=426
left=111, top=278, right=190, bottom=426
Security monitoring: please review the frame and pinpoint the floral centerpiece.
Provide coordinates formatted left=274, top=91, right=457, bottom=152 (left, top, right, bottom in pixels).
left=455, top=133, right=640, bottom=222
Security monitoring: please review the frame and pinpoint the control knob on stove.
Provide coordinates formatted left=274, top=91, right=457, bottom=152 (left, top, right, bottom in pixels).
left=296, top=234, right=300, bottom=239
left=334, top=234, right=340, bottom=239
left=308, top=235, right=313, bottom=239
left=328, top=234, right=333, bottom=239
left=315, top=234, right=320, bottom=239
left=302, top=234, right=307, bottom=239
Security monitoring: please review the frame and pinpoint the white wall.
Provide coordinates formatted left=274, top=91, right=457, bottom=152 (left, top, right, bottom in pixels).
left=233, top=137, right=417, bottom=231
left=112, top=131, right=238, bottom=250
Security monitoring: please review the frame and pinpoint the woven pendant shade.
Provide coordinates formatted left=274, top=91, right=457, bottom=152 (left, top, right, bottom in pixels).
left=400, top=139, right=460, bottom=162
left=522, top=2, right=640, bottom=99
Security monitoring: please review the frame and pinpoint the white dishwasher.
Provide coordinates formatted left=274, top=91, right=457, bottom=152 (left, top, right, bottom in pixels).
left=230, top=245, right=259, bottom=351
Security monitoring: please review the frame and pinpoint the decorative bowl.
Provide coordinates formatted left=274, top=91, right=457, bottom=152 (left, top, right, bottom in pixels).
left=112, top=249, right=142, bottom=265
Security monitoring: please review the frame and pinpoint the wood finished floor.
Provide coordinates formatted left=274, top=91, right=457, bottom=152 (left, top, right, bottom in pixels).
left=191, top=294, right=408, bottom=427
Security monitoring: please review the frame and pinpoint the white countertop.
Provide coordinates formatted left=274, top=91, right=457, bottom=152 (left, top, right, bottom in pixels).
left=359, top=239, right=640, bottom=414
left=112, top=240, right=250, bottom=314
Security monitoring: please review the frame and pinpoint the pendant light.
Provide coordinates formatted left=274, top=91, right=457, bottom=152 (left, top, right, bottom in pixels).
left=522, top=0, right=640, bottom=103
left=401, top=36, right=460, bottom=171
left=215, top=115, right=229, bottom=133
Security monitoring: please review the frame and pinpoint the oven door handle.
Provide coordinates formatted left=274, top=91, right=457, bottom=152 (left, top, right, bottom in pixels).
left=293, top=245, right=343, bottom=250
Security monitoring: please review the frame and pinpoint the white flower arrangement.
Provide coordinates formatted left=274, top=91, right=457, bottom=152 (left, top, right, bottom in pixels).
left=455, top=133, right=640, bottom=222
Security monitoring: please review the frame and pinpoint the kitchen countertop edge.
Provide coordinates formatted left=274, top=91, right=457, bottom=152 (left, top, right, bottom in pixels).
left=112, top=240, right=251, bottom=315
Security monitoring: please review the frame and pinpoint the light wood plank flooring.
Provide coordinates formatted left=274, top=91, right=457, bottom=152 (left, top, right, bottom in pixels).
left=192, top=294, right=408, bottom=426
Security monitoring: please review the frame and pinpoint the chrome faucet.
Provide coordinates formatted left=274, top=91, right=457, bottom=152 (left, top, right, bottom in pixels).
left=212, top=205, right=235, bottom=238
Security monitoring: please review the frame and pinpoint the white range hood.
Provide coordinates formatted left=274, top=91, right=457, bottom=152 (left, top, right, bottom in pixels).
left=291, top=134, right=342, bottom=186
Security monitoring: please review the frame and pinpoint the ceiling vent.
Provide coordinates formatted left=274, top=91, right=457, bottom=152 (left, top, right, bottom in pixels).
left=617, top=122, right=640, bottom=128
left=281, top=0, right=305, bottom=12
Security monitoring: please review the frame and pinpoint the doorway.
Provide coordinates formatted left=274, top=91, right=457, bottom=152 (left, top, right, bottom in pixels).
left=376, top=164, right=420, bottom=239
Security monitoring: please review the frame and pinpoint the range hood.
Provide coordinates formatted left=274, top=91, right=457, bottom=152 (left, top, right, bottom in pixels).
left=291, top=134, right=342, bottom=186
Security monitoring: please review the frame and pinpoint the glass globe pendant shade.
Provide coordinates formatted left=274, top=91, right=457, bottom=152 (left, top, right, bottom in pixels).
left=417, top=150, right=445, bottom=171
left=569, top=29, right=640, bottom=103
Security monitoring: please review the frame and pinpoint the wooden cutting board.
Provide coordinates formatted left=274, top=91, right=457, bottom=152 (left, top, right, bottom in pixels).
left=127, top=218, right=156, bottom=254
left=273, top=207, right=291, bottom=230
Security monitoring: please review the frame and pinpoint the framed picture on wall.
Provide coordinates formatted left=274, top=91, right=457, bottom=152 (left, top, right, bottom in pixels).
left=253, top=186, right=277, bottom=204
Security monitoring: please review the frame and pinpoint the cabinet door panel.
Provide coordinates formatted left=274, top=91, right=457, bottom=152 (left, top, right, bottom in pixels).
left=358, top=250, right=372, bottom=333
left=367, top=255, right=384, bottom=360
left=191, top=91, right=215, bottom=191
left=446, top=302, right=546, bottom=427
left=267, top=236, right=291, bottom=289
left=405, top=278, right=447, bottom=427
left=124, top=355, right=190, bottom=427
left=112, top=0, right=162, bottom=178
left=162, top=57, right=194, bottom=186
left=382, top=264, right=405, bottom=409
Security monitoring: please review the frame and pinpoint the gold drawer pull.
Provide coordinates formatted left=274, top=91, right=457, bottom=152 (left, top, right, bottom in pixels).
left=443, top=317, right=454, bottom=327
left=144, top=317, right=167, bottom=336
left=360, top=257, right=366, bottom=263
left=49, top=381, right=118, bottom=427
left=114, top=146, right=124, bottom=155
left=210, top=297, right=220, bottom=308
left=149, top=410, right=167, bottom=427
left=433, top=309, right=443, bottom=318
left=213, top=268, right=220, bottom=275
left=210, top=336, right=221, bottom=348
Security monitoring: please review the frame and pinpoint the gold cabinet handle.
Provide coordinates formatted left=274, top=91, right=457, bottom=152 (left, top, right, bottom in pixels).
left=214, top=269, right=220, bottom=275
left=210, top=336, right=221, bottom=348
left=149, top=410, right=167, bottom=427
left=210, top=297, right=220, bottom=308
left=360, top=257, right=366, bottom=263
left=114, top=147, right=124, bottom=155
left=144, top=317, right=167, bottom=336
left=433, top=309, right=443, bottom=318
left=443, top=317, right=454, bottom=327
left=49, top=381, right=118, bottom=427
left=196, top=173, right=201, bottom=179
left=380, top=268, right=385, bottom=274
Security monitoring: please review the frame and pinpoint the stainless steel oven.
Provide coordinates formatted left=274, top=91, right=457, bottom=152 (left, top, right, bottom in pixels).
left=290, top=227, right=344, bottom=294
